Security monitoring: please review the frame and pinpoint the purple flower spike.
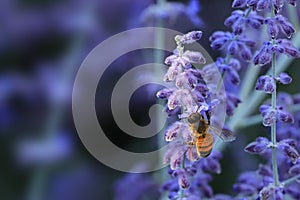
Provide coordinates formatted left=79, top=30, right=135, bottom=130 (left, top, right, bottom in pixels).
left=256, top=75, right=276, bottom=94
left=244, top=137, right=270, bottom=154
left=276, top=72, right=292, bottom=85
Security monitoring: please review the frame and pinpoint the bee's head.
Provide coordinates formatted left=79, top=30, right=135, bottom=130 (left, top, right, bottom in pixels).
left=187, top=112, right=202, bottom=124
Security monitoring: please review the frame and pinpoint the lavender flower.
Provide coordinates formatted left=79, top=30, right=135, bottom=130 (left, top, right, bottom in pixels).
left=157, top=29, right=237, bottom=199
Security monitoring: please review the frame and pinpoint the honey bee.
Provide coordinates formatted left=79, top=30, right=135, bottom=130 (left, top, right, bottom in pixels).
left=187, top=111, right=235, bottom=158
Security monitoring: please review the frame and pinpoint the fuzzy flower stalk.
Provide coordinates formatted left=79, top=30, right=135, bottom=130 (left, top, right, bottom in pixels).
left=157, top=31, right=235, bottom=199
left=229, top=0, right=300, bottom=199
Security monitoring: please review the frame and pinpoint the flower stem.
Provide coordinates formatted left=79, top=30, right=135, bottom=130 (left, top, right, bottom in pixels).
left=271, top=52, right=279, bottom=187
left=282, top=174, right=300, bottom=186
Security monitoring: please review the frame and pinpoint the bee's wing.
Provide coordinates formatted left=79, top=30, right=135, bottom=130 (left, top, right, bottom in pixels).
left=209, top=125, right=236, bottom=142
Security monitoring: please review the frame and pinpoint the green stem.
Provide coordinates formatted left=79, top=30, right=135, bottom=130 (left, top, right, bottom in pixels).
left=282, top=174, right=300, bottom=186
left=245, top=7, right=252, bottom=18
left=271, top=52, right=279, bottom=187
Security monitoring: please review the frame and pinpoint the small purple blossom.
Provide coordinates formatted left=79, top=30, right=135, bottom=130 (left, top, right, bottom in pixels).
left=278, top=139, right=300, bottom=164
left=210, top=31, right=255, bottom=61
left=244, top=137, right=270, bottom=154
left=175, top=31, right=203, bottom=44
left=224, top=10, right=264, bottom=34
left=255, top=75, right=276, bottom=93
left=254, top=39, right=300, bottom=66
left=215, top=57, right=241, bottom=85
left=275, top=72, right=292, bottom=85
left=265, top=15, right=295, bottom=39
left=259, top=104, right=294, bottom=126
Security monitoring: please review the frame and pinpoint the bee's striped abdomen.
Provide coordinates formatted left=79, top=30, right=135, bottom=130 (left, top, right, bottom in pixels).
left=196, top=133, right=213, bottom=157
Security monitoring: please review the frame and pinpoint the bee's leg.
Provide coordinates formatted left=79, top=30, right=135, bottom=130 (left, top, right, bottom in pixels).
left=205, top=111, right=211, bottom=124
